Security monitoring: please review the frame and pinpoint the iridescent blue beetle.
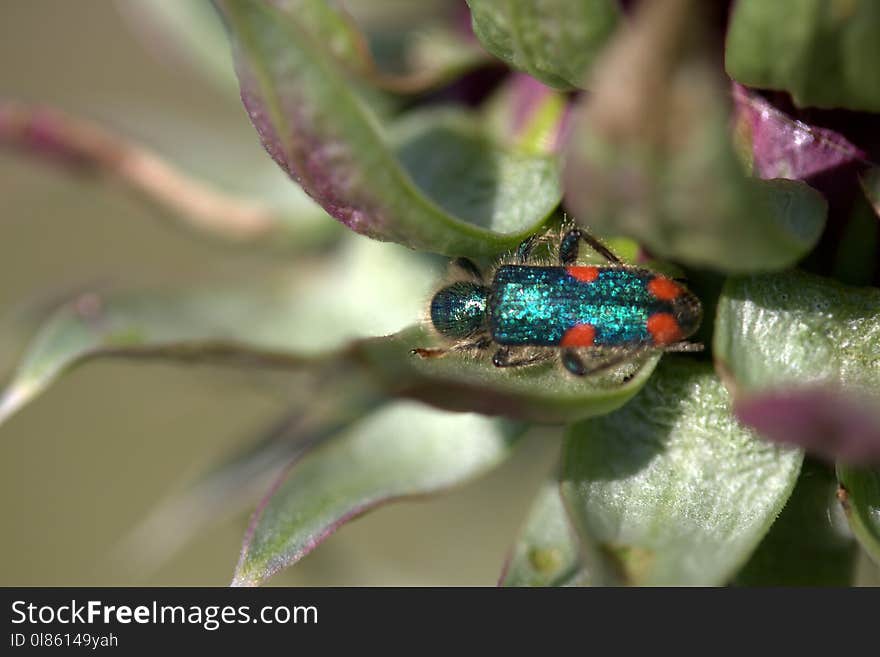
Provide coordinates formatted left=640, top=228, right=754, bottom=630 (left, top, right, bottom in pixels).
left=413, top=225, right=702, bottom=376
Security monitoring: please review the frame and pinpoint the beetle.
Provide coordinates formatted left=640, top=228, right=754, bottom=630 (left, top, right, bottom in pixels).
left=412, top=224, right=703, bottom=377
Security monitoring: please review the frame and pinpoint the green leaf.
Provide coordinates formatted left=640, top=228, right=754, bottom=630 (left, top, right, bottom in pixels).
left=0, top=236, right=437, bottom=424
left=715, top=272, right=880, bottom=463
left=482, top=74, right=570, bottom=155
left=352, top=326, right=661, bottom=424
left=232, top=401, right=524, bottom=586
left=465, top=0, right=620, bottom=89
left=389, top=109, right=561, bottom=236
left=499, top=479, right=587, bottom=587
left=837, top=466, right=880, bottom=565
left=833, top=196, right=879, bottom=286
left=736, top=460, right=856, bottom=586
left=714, top=271, right=880, bottom=395
left=343, top=1, right=491, bottom=93
left=725, top=0, right=880, bottom=112
left=562, top=0, right=827, bottom=273
left=214, top=0, right=561, bottom=257
left=561, top=359, right=803, bottom=586
left=0, top=233, right=661, bottom=426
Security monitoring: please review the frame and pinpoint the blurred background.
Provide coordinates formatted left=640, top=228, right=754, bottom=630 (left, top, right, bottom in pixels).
left=0, top=0, right=558, bottom=585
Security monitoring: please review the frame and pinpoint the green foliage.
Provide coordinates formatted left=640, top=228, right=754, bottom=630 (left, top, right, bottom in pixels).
left=214, top=0, right=560, bottom=257
left=500, top=480, right=586, bottom=587
left=3, top=0, right=879, bottom=586
left=736, top=460, right=857, bottom=586
left=561, top=360, right=802, bottom=586
left=466, top=0, right=620, bottom=89
left=836, top=466, right=880, bottom=565
left=0, top=236, right=436, bottom=423
left=356, top=327, right=660, bottom=423
left=715, top=271, right=880, bottom=394
left=562, top=0, right=828, bottom=272
left=0, top=235, right=660, bottom=425
left=726, top=0, right=880, bottom=111
left=233, top=402, right=524, bottom=586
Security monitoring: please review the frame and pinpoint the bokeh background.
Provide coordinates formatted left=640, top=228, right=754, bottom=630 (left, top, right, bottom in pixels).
left=0, top=0, right=558, bottom=585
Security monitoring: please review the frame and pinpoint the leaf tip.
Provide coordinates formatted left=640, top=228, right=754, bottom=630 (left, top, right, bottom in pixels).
left=229, top=571, right=261, bottom=588
left=0, top=381, right=36, bottom=427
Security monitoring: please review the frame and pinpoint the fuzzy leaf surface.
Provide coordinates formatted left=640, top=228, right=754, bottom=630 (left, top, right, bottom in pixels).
left=561, top=360, right=803, bottom=586
left=715, top=272, right=880, bottom=395
left=714, top=272, right=880, bottom=462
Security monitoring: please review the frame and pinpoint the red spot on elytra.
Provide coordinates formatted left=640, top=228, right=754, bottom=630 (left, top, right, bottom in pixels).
left=647, top=313, right=682, bottom=345
left=648, top=276, right=682, bottom=301
left=566, top=266, right=599, bottom=283
left=561, top=323, right=596, bottom=347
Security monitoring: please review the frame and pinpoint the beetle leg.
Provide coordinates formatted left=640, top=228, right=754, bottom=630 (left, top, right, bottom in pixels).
left=561, top=347, right=644, bottom=377
left=516, top=235, right=538, bottom=263
left=492, top=346, right=554, bottom=369
left=560, top=349, right=588, bottom=376
left=411, top=347, right=446, bottom=358
left=450, top=257, right=484, bottom=282
left=411, top=335, right=493, bottom=359
left=663, top=341, right=704, bottom=353
left=559, top=228, right=622, bottom=265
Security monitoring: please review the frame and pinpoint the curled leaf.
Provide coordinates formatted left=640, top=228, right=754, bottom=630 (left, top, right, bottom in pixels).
left=233, top=401, right=524, bottom=586
left=215, top=0, right=561, bottom=256
left=466, top=0, right=620, bottom=89
left=561, top=359, right=803, bottom=586
left=732, top=84, right=866, bottom=180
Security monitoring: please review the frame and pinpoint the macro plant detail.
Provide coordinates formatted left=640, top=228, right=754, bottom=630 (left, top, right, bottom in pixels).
left=1, top=0, right=879, bottom=586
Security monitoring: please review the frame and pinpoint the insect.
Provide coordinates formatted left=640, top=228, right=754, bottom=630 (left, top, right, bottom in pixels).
left=412, top=224, right=703, bottom=377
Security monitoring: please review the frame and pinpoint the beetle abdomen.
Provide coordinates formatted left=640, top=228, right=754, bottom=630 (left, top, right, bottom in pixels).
left=488, top=265, right=673, bottom=347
